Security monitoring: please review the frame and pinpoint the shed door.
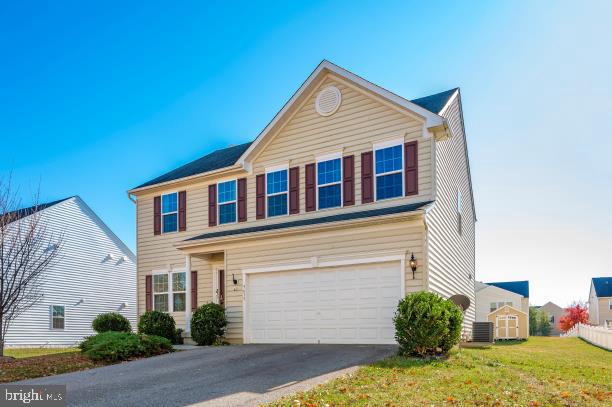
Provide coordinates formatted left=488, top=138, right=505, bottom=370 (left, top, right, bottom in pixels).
left=246, top=262, right=402, bottom=344
left=496, top=315, right=518, bottom=339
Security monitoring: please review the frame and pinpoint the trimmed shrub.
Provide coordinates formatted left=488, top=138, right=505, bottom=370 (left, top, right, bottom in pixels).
left=190, top=303, right=227, bottom=346
left=92, top=312, right=132, bottom=333
left=394, top=291, right=463, bottom=357
left=137, top=311, right=176, bottom=341
left=79, top=331, right=172, bottom=362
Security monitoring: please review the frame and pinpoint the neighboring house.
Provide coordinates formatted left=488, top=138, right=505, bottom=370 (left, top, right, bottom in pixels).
left=475, top=280, right=530, bottom=339
left=538, top=302, right=564, bottom=336
left=3, top=196, right=136, bottom=347
left=128, top=60, right=476, bottom=345
left=588, top=277, right=612, bottom=328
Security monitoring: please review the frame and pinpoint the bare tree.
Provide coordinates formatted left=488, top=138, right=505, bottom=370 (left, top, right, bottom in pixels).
left=0, top=176, right=62, bottom=357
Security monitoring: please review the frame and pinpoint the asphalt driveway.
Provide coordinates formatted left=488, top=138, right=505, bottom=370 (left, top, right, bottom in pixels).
left=19, top=344, right=397, bottom=406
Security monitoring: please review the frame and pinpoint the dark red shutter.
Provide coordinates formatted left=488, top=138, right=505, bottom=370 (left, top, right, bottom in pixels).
left=405, top=141, right=418, bottom=196
left=178, top=191, right=187, bottom=231
left=342, top=155, right=355, bottom=206
left=361, top=151, right=374, bottom=203
left=305, top=163, right=316, bottom=212
left=256, top=174, right=265, bottom=219
left=237, top=178, right=247, bottom=222
left=289, top=166, right=300, bottom=214
left=208, top=184, right=217, bottom=227
left=145, top=275, right=152, bottom=311
left=153, top=196, right=161, bottom=235
left=191, top=270, right=197, bottom=311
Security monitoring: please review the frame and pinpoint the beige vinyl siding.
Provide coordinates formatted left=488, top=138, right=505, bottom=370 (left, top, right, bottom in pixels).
left=425, top=93, right=477, bottom=327
left=198, top=219, right=426, bottom=342
left=134, top=74, right=436, bottom=325
left=597, top=297, right=612, bottom=326
left=249, top=75, right=432, bottom=216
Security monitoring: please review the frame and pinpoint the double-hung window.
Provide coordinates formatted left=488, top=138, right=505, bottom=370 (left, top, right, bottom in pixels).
left=172, top=272, right=186, bottom=312
left=218, top=180, right=237, bottom=224
left=51, top=305, right=65, bottom=329
left=161, top=193, right=178, bottom=233
left=317, top=158, right=341, bottom=209
left=375, top=144, right=403, bottom=200
left=153, top=274, right=169, bottom=312
left=267, top=169, right=288, bottom=217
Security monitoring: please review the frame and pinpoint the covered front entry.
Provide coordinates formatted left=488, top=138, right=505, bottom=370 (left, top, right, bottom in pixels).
left=245, top=261, right=403, bottom=344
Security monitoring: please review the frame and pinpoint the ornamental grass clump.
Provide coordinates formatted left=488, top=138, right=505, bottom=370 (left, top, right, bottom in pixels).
left=394, top=291, right=463, bottom=357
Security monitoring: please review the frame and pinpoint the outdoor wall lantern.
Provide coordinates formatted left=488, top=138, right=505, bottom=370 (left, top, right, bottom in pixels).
left=232, top=274, right=238, bottom=285
left=409, top=253, right=418, bottom=279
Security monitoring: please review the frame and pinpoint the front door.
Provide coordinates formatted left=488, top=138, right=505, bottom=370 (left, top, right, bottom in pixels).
left=218, top=269, right=225, bottom=308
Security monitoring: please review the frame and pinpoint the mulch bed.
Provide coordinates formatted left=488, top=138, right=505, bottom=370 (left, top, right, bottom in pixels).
left=0, top=352, right=108, bottom=383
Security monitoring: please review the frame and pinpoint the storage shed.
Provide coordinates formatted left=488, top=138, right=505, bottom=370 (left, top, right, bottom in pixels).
left=488, top=305, right=528, bottom=340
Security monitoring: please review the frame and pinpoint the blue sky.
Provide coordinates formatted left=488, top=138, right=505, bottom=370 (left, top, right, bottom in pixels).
left=2, top=1, right=611, bottom=306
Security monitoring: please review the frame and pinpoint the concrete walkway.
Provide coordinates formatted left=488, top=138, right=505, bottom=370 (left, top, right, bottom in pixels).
left=19, top=344, right=397, bottom=406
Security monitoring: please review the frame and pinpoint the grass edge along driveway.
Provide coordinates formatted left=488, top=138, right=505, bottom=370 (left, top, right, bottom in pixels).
left=271, top=337, right=611, bottom=406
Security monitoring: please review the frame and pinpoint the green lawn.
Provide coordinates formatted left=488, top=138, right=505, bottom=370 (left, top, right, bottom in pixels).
left=273, top=337, right=611, bottom=406
left=4, top=347, right=79, bottom=359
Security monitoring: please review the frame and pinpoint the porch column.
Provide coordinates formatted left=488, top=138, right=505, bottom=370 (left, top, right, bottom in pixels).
left=185, top=254, right=191, bottom=332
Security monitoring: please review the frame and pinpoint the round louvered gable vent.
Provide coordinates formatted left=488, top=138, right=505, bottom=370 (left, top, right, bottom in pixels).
left=315, top=86, right=342, bottom=116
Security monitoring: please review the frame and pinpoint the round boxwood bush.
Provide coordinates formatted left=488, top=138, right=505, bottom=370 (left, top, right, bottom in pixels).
left=80, top=331, right=172, bottom=362
left=92, top=312, right=132, bottom=333
left=137, top=311, right=176, bottom=341
left=394, top=291, right=463, bottom=357
left=190, top=303, right=227, bottom=345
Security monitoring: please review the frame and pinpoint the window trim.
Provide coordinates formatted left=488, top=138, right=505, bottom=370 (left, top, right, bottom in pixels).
left=152, top=272, right=169, bottom=313
left=171, top=271, right=187, bottom=313
left=373, top=143, right=405, bottom=202
left=609, top=298, right=612, bottom=311
left=161, top=191, right=179, bottom=234
left=217, top=179, right=238, bottom=225
left=265, top=166, right=289, bottom=218
left=316, top=155, right=343, bottom=211
left=50, top=305, right=65, bottom=330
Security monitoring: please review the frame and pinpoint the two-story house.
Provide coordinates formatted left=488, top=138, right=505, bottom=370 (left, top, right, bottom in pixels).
left=589, top=277, right=612, bottom=328
left=128, top=61, right=476, bottom=344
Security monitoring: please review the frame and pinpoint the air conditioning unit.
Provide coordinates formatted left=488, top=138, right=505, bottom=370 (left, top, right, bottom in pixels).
left=472, top=322, right=494, bottom=343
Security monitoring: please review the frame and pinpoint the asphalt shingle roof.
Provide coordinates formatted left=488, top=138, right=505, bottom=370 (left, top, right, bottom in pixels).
left=1, top=197, right=72, bottom=224
left=411, top=88, right=458, bottom=114
left=186, top=201, right=432, bottom=242
left=486, top=280, right=530, bottom=298
left=134, top=88, right=458, bottom=190
left=592, top=277, right=612, bottom=297
left=134, top=142, right=252, bottom=189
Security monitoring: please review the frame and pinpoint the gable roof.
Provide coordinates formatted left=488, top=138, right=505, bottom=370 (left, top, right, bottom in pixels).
left=411, top=88, right=458, bottom=114
left=184, top=201, right=431, bottom=243
left=134, top=142, right=252, bottom=189
left=131, top=60, right=455, bottom=192
left=487, top=304, right=528, bottom=316
left=591, top=277, right=612, bottom=297
left=485, top=280, right=529, bottom=298
left=1, top=196, right=74, bottom=224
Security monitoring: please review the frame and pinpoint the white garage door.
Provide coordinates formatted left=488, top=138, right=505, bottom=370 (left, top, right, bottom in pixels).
left=246, top=261, right=402, bottom=344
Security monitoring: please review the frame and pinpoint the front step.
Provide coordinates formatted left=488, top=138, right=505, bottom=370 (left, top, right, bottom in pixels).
left=180, top=331, right=197, bottom=345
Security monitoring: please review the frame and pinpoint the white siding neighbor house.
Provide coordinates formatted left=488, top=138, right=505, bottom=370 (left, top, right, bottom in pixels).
left=588, top=277, right=612, bottom=328
left=475, top=280, right=530, bottom=339
left=3, top=196, right=136, bottom=347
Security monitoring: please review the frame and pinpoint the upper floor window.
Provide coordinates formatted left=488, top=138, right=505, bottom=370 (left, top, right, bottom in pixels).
left=549, top=315, right=555, bottom=323
left=153, top=274, right=169, bottom=312
left=162, top=193, right=178, bottom=233
left=51, top=305, right=65, bottom=329
left=267, top=169, right=288, bottom=217
left=317, top=158, right=341, bottom=209
left=218, top=180, right=237, bottom=224
left=375, top=145, right=403, bottom=200
left=609, top=299, right=612, bottom=310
